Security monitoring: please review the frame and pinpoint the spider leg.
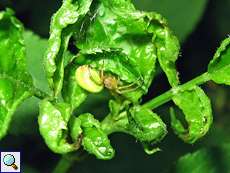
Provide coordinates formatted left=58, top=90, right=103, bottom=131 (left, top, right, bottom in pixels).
left=116, top=84, right=141, bottom=94
left=116, top=76, right=143, bottom=92
left=117, top=82, right=138, bottom=90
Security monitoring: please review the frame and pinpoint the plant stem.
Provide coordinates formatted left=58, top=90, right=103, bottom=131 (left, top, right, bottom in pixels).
left=52, top=155, right=75, bottom=173
left=142, top=72, right=211, bottom=110
left=101, top=72, right=211, bottom=135
left=101, top=113, right=128, bottom=135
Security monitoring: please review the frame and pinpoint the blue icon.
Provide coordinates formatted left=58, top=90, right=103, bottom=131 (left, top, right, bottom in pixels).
left=3, top=154, right=18, bottom=170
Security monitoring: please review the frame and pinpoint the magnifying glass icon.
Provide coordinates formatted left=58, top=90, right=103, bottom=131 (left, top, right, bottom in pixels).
left=3, top=154, right=18, bottom=170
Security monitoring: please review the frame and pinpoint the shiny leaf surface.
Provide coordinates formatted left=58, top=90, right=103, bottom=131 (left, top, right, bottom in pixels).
left=0, top=9, right=33, bottom=139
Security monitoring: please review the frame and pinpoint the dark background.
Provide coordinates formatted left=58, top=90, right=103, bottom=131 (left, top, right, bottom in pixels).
left=0, top=0, right=229, bottom=172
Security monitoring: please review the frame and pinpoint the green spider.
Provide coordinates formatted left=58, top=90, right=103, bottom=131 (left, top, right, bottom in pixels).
left=75, top=64, right=141, bottom=94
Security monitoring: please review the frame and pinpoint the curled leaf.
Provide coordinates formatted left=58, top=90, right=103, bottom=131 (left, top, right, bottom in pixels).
left=78, top=113, right=115, bottom=160
left=39, top=100, right=114, bottom=159
left=171, top=86, right=213, bottom=143
left=129, top=106, right=167, bottom=143
left=44, top=0, right=93, bottom=96
left=82, top=127, right=115, bottom=160
left=139, top=12, right=181, bottom=87
left=38, top=100, right=80, bottom=154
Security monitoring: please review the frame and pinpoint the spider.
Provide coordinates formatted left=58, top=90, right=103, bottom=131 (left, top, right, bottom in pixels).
left=102, top=74, right=140, bottom=94
left=76, top=64, right=141, bottom=94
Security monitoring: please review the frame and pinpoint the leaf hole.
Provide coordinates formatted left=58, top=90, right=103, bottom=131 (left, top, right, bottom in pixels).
left=173, top=107, right=189, bottom=130
left=68, top=36, right=80, bottom=55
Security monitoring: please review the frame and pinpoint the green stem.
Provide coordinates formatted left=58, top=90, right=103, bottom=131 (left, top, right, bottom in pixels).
left=101, top=72, right=211, bottom=136
left=142, top=72, right=211, bottom=110
left=52, top=155, right=74, bottom=173
left=101, top=113, right=128, bottom=135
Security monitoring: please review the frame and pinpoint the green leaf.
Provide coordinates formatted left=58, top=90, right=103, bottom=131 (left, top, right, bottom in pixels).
left=82, top=126, right=115, bottom=160
left=62, top=62, right=87, bottom=111
left=78, top=113, right=115, bottom=160
left=170, top=86, right=213, bottom=143
left=43, top=0, right=181, bottom=105
left=173, top=149, right=218, bottom=173
left=8, top=31, right=49, bottom=136
left=208, top=37, right=230, bottom=86
left=44, top=0, right=93, bottom=97
left=153, top=18, right=180, bottom=87
left=38, top=100, right=80, bottom=154
left=173, top=144, right=230, bottom=173
left=44, top=0, right=184, bottom=157
left=133, top=0, right=208, bottom=42
left=75, top=1, right=158, bottom=97
left=74, top=0, right=180, bottom=99
left=129, top=106, right=167, bottom=144
left=39, top=99, right=114, bottom=159
left=0, top=9, right=33, bottom=139
left=24, top=30, right=49, bottom=92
